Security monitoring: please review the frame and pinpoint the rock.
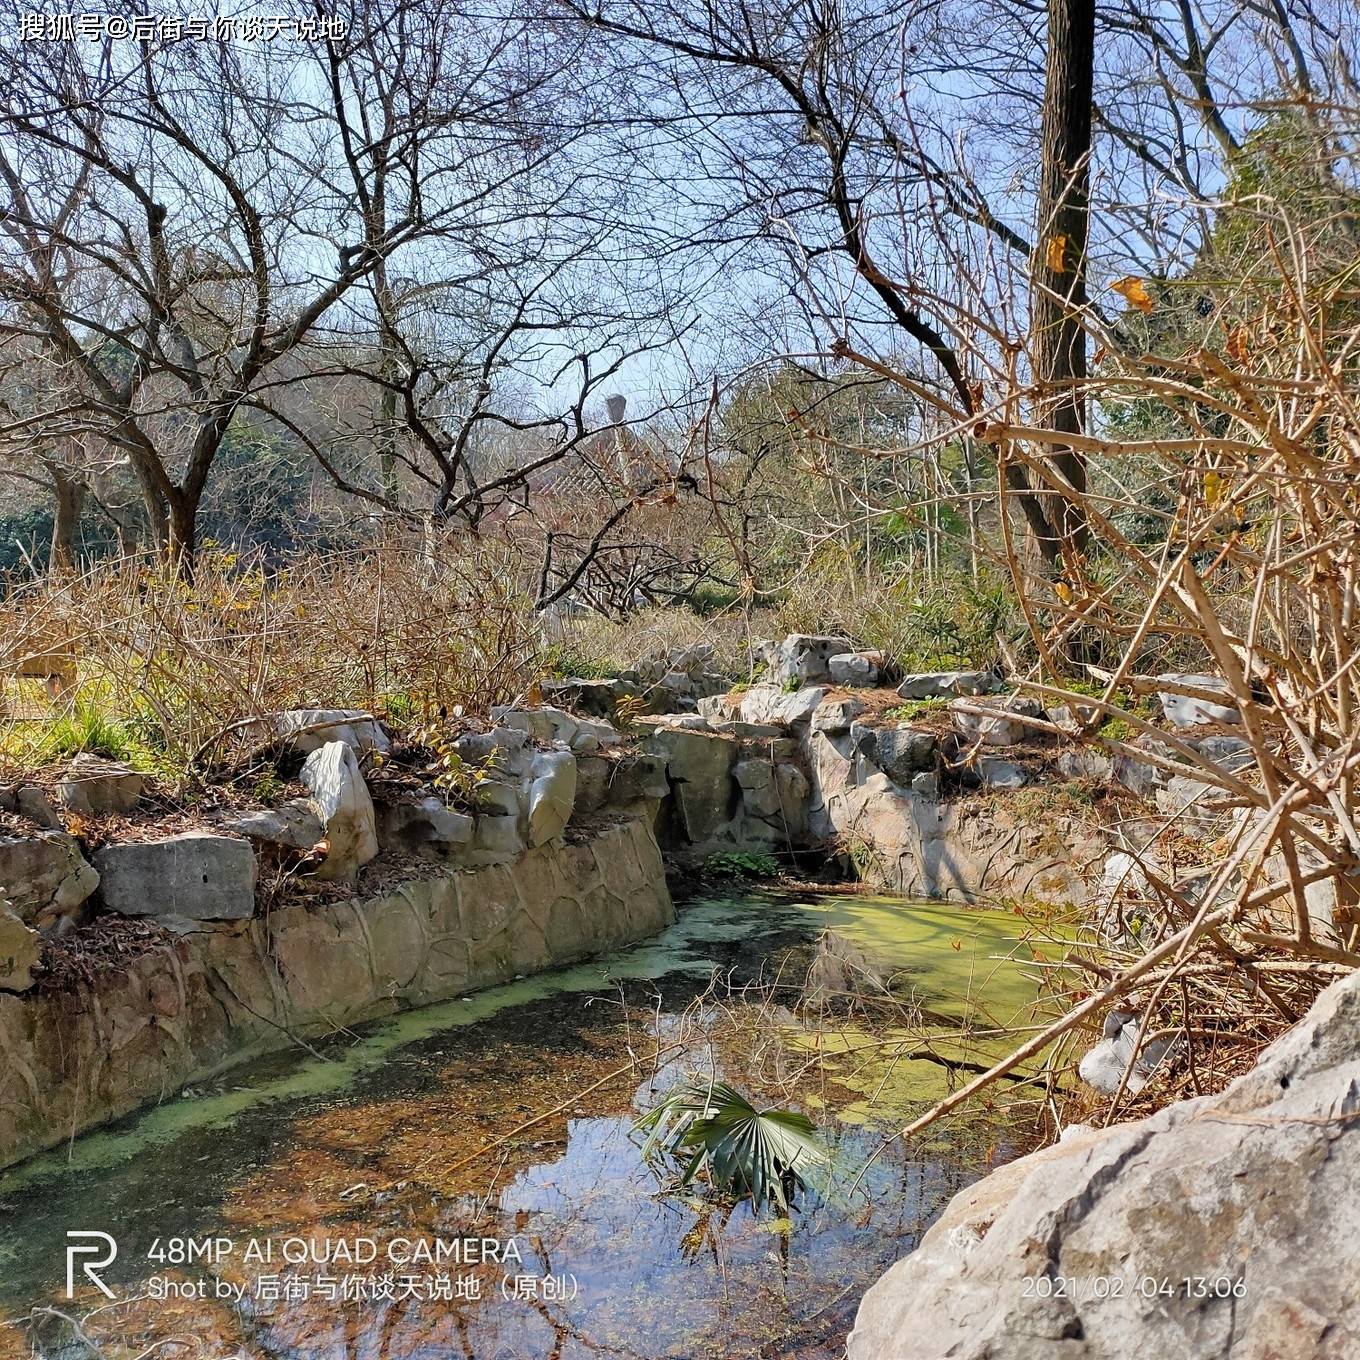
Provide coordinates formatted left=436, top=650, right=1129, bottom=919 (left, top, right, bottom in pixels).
left=606, top=753, right=671, bottom=804
left=696, top=692, right=742, bottom=722
left=828, top=650, right=883, bottom=687
left=896, top=670, right=997, bottom=699
left=643, top=726, right=736, bottom=843
left=1047, top=700, right=1103, bottom=735
left=15, top=786, right=62, bottom=829
left=300, top=740, right=379, bottom=881
left=1157, top=673, right=1241, bottom=727
left=1077, top=1010, right=1174, bottom=1095
left=470, top=812, right=524, bottom=861
left=0, top=832, right=99, bottom=927
left=267, top=708, right=391, bottom=755
left=774, top=763, right=809, bottom=835
left=0, top=902, right=41, bottom=992
left=734, top=758, right=780, bottom=818
left=524, top=750, right=577, bottom=847
left=540, top=677, right=642, bottom=720
left=452, top=726, right=530, bottom=775
left=976, top=756, right=1027, bottom=789
left=1056, top=748, right=1113, bottom=781
left=1192, top=734, right=1253, bottom=772
left=872, top=726, right=938, bottom=782
left=1111, top=733, right=1179, bottom=797
left=910, top=771, right=940, bottom=799
left=950, top=695, right=1044, bottom=747
left=225, top=799, right=325, bottom=851
left=811, top=696, right=866, bottom=734
left=95, top=833, right=256, bottom=923
left=1156, top=774, right=1228, bottom=833
left=379, top=797, right=473, bottom=854
left=475, top=778, right=522, bottom=818
left=56, top=753, right=145, bottom=815
left=739, top=684, right=826, bottom=727
left=758, top=633, right=855, bottom=686
left=848, top=967, right=1360, bottom=1360
left=660, top=669, right=692, bottom=694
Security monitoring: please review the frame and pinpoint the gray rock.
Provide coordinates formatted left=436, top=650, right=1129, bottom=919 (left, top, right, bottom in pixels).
left=848, top=967, right=1360, bottom=1360
left=950, top=695, right=1044, bottom=747
left=1047, top=700, right=1103, bottom=735
left=452, top=726, right=530, bottom=776
left=524, top=749, right=577, bottom=847
left=300, top=740, right=379, bottom=882
left=607, top=753, right=671, bottom=803
left=225, top=799, right=325, bottom=851
left=660, top=669, right=692, bottom=695
left=734, top=758, right=780, bottom=818
left=1157, top=672, right=1241, bottom=727
left=16, top=786, right=62, bottom=829
left=872, top=726, right=938, bottom=782
left=811, top=696, right=866, bottom=734
left=96, top=833, right=256, bottom=923
left=1192, top=734, right=1253, bottom=772
left=267, top=708, right=391, bottom=755
left=1056, top=748, right=1113, bottom=781
left=0, top=901, right=41, bottom=992
left=1156, top=774, right=1228, bottom=833
left=976, top=757, right=1028, bottom=789
left=475, top=778, right=522, bottom=818
left=379, top=797, right=473, bottom=854
left=774, top=763, right=810, bottom=835
left=758, top=633, right=855, bottom=686
left=910, top=771, right=940, bottom=799
left=470, top=812, right=524, bottom=861
left=738, top=684, right=826, bottom=727
left=0, top=832, right=99, bottom=927
left=539, top=677, right=642, bottom=720
left=1078, top=1010, right=1173, bottom=1094
left=56, top=754, right=145, bottom=815
left=712, top=720, right=786, bottom=739
left=828, top=651, right=883, bottom=687
left=896, top=670, right=997, bottom=699
left=643, top=726, right=737, bottom=842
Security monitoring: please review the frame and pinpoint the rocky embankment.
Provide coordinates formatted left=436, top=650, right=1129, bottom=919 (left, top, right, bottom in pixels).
left=848, top=965, right=1360, bottom=1359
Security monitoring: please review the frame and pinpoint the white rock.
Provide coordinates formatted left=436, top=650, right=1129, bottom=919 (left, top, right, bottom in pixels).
left=524, top=750, right=577, bottom=847
left=300, top=740, right=379, bottom=882
left=950, top=695, right=1044, bottom=747
left=1156, top=673, right=1241, bottom=727
left=57, top=753, right=145, bottom=815
left=0, top=901, right=41, bottom=992
left=270, top=708, right=391, bottom=755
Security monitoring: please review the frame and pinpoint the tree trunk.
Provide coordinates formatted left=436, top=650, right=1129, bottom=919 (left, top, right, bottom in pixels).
left=1032, top=0, right=1095, bottom=565
left=48, top=465, right=85, bottom=574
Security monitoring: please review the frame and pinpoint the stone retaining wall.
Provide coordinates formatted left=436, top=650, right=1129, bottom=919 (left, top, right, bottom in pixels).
left=0, top=817, right=670, bottom=1171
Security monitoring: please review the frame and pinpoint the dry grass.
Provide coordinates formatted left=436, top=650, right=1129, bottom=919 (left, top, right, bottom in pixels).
left=0, top=534, right=546, bottom=784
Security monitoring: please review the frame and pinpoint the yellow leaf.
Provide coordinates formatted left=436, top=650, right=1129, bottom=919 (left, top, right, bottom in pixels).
left=1225, top=326, right=1250, bottom=363
left=1111, top=276, right=1155, bottom=313
left=1045, top=234, right=1068, bottom=272
left=1204, top=469, right=1226, bottom=506
left=1055, top=581, right=1074, bottom=604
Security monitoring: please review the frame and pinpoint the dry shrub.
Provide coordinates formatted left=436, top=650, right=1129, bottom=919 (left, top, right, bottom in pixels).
left=0, top=534, right=544, bottom=781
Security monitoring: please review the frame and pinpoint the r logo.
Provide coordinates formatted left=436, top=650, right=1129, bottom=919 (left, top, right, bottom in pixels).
left=65, top=1231, right=117, bottom=1300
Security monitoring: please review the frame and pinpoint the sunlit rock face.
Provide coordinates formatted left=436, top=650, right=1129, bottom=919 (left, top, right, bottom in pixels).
left=848, top=968, right=1360, bottom=1360
left=0, top=818, right=672, bottom=1170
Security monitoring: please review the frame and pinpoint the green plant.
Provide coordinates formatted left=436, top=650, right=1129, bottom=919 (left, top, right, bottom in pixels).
left=707, top=850, right=780, bottom=878
left=882, top=697, right=948, bottom=722
left=635, top=1080, right=829, bottom=1214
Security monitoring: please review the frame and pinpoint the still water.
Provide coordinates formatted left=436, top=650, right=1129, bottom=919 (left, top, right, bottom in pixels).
left=0, top=892, right=1054, bottom=1359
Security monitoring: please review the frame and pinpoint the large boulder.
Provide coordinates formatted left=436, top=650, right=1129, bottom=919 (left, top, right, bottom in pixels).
left=0, top=902, right=41, bottom=992
left=300, top=740, right=379, bottom=881
left=265, top=708, right=391, bottom=756
left=524, top=749, right=577, bottom=847
left=828, top=650, right=884, bottom=687
left=848, top=968, right=1360, bottom=1360
left=95, top=832, right=256, bottom=923
left=897, top=670, right=997, bottom=699
left=1157, top=673, right=1241, bottom=728
left=951, top=695, right=1044, bottom=747
left=0, top=831, right=99, bottom=928
left=811, top=696, right=866, bottom=734
left=739, top=684, right=826, bottom=727
left=56, top=753, right=145, bottom=815
left=378, top=797, right=474, bottom=856
left=643, top=726, right=737, bottom=843
left=865, top=725, right=938, bottom=783
left=758, top=634, right=855, bottom=686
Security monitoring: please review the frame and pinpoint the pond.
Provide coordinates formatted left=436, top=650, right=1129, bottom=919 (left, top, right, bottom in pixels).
left=0, top=891, right=1058, bottom=1360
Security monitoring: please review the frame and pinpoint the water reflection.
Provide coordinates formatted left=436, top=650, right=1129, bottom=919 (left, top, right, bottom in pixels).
left=0, top=894, right=1045, bottom=1360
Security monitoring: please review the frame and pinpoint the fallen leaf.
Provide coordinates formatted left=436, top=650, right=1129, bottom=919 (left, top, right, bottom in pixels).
left=1111, top=276, right=1155, bottom=313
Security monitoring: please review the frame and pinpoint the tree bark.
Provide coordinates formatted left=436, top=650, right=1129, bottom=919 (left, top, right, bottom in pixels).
left=1033, top=0, right=1095, bottom=564
left=47, top=464, right=84, bottom=575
